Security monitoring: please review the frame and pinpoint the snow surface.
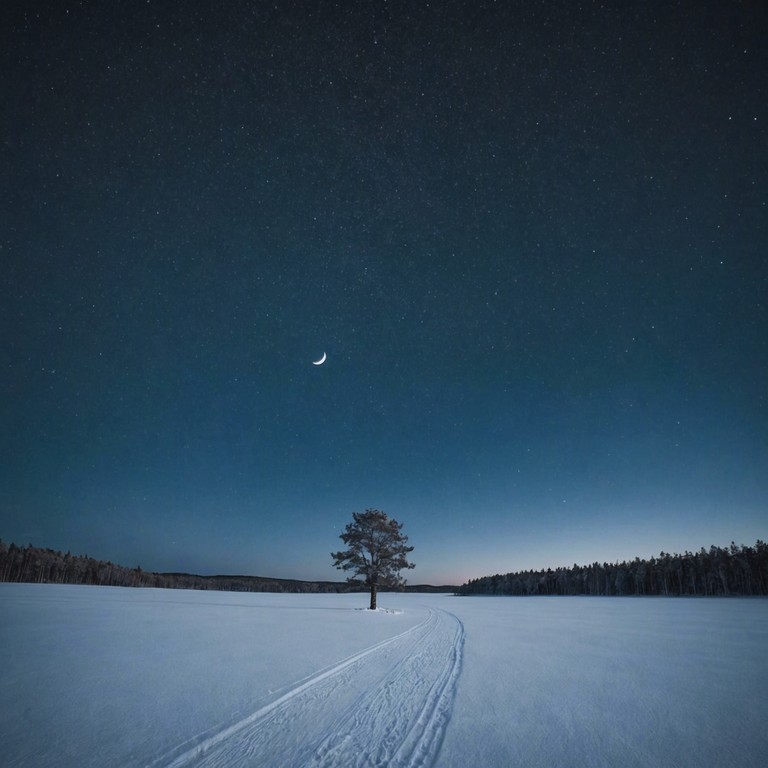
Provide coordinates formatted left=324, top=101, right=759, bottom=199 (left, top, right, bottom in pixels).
left=1, top=584, right=767, bottom=767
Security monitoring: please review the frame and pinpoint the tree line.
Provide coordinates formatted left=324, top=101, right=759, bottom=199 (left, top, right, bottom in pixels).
left=0, top=540, right=351, bottom=593
left=0, top=539, right=454, bottom=594
left=459, top=541, right=768, bottom=597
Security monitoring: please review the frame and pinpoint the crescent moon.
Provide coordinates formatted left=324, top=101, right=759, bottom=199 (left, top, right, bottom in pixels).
left=312, top=352, right=327, bottom=366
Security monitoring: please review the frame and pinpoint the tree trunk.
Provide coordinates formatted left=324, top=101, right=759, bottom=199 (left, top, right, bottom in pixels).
left=369, top=583, right=377, bottom=610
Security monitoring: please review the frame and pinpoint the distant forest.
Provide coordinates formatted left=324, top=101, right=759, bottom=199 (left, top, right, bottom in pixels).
left=459, top=541, right=768, bottom=597
left=3, top=539, right=767, bottom=597
left=0, top=540, right=453, bottom=593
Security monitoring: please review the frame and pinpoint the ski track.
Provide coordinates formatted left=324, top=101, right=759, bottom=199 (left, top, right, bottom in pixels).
left=156, top=606, right=464, bottom=768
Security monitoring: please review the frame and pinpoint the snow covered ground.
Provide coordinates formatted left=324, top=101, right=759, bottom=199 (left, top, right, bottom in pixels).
left=1, top=584, right=766, bottom=767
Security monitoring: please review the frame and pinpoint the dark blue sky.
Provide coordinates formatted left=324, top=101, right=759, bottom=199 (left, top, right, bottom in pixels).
left=2, top=1, right=766, bottom=584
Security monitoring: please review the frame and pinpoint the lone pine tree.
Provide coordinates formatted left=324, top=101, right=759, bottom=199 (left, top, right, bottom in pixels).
left=331, top=509, right=415, bottom=610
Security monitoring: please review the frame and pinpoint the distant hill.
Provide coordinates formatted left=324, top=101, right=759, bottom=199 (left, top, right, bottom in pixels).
left=0, top=539, right=458, bottom=593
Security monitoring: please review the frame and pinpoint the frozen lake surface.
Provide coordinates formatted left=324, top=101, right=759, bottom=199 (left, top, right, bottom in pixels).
left=2, top=584, right=767, bottom=767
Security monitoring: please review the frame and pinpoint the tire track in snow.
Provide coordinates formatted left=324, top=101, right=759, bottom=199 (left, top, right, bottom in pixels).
left=308, top=607, right=464, bottom=768
left=157, top=606, right=463, bottom=768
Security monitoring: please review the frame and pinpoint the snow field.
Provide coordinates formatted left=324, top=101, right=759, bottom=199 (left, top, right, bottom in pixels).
left=440, top=596, right=768, bottom=768
left=0, top=586, right=425, bottom=767
left=160, top=606, right=463, bottom=768
left=2, top=585, right=767, bottom=767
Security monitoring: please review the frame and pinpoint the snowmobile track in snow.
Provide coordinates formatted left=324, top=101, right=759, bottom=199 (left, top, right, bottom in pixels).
left=158, top=606, right=464, bottom=768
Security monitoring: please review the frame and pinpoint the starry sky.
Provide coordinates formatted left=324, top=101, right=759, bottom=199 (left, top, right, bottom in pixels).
left=2, top=1, right=766, bottom=585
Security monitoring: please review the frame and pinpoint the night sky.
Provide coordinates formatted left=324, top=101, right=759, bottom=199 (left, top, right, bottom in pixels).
left=2, top=1, right=766, bottom=585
